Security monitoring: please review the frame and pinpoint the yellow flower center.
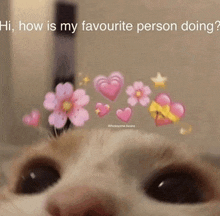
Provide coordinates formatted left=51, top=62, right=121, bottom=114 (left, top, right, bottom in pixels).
left=62, top=101, right=72, bottom=112
left=135, top=90, right=142, bottom=98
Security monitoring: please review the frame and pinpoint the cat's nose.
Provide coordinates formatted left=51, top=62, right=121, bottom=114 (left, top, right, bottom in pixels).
left=46, top=186, right=116, bottom=216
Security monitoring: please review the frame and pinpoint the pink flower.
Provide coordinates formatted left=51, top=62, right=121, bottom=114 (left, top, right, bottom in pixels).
left=126, top=81, right=151, bottom=106
left=43, top=83, right=90, bottom=128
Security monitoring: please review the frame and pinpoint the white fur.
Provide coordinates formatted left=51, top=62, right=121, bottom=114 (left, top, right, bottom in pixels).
left=0, top=129, right=219, bottom=215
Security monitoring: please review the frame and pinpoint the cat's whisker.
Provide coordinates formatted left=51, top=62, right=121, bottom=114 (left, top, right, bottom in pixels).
left=54, top=127, right=58, bottom=138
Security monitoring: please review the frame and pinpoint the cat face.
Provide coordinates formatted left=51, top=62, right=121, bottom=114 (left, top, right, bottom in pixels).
left=0, top=129, right=220, bottom=216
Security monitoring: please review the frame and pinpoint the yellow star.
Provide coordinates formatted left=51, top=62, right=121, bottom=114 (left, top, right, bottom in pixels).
left=82, top=76, right=90, bottom=85
left=151, top=72, right=167, bottom=88
left=95, top=109, right=100, bottom=115
left=179, top=124, right=192, bottom=135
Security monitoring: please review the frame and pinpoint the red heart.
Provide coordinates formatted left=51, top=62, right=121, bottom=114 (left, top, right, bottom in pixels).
left=155, top=113, right=172, bottom=126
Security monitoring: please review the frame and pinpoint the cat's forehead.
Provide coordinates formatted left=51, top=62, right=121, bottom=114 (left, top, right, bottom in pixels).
left=14, top=129, right=194, bottom=165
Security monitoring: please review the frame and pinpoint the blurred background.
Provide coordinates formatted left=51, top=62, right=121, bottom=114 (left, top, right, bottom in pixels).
left=1, top=0, right=220, bottom=155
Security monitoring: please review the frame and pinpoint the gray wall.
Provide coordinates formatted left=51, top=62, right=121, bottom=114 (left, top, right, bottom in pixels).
left=0, top=1, right=14, bottom=144
left=2, top=0, right=220, bottom=155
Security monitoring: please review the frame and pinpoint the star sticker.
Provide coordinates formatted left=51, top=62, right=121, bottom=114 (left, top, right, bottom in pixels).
left=79, top=76, right=90, bottom=86
left=95, top=109, right=100, bottom=114
left=151, top=72, right=167, bottom=88
left=83, top=76, right=90, bottom=85
left=179, top=123, right=192, bottom=135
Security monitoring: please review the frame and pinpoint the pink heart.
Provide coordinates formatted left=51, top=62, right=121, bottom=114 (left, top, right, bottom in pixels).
left=94, top=72, right=124, bottom=101
left=109, top=72, right=124, bottom=86
left=170, top=103, right=185, bottom=118
left=95, top=103, right=110, bottom=117
left=154, top=93, right=185, bottom=126
left=116, top=107, right=132, bottom=123
left=155, top=93, right=171, bottom=106
left=22, top=110, right=40, bottom=127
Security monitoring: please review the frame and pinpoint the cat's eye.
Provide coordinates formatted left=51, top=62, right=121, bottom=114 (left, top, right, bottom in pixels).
left=145, top=172, right=205, bottom=204
left=16, top=164, right=60, bottom=194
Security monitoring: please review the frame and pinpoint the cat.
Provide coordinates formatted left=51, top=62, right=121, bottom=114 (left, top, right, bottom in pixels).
left=0, top=129, right=220, bottom=215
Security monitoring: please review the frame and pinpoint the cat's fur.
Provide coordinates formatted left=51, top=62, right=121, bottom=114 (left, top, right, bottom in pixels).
left=0, top=129, right=220, bottom=215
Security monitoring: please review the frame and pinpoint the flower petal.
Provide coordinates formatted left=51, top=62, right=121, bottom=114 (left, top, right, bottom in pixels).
left=56, top=83, right=74, bottom=100
left=73, top=89, right=86, bottom=100
left=69, top=108, right=89, bottom=127
left=43, top=92, right=57, bottom=111
left=127, top=96, right=138, bottom=106
left=75, top=95, right=90, bottom=107
left=48, top=111, right=67, bottom=129
left=143, top=86, right=151, bottom=96
left=126, top=86, right=135, bottom=96
left=139, top=96, right=150, bottom=106
left=133, top=81, right=144, bottom=90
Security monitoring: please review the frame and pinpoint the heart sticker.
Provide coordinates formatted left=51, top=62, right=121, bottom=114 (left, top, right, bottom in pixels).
left=116, top=107, right=132, bottom=123
left=149, top=93, right=185, bottom=126
left=94, top=72, right=124, bottom=101
left=22, top=110, right=40, bottom=127
left=95, top=103, right=110, bottom=117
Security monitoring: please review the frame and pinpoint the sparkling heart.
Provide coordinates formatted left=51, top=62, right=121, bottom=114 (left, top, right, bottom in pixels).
left=116, top=107, right=132, bottom=123
left=154, top=93, right=185, bottom=126
left=94, top=72, right=124, bottom=101
left=95, top=103, right=110, bottom=117
left=22, top=110, right=40, bottom=127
